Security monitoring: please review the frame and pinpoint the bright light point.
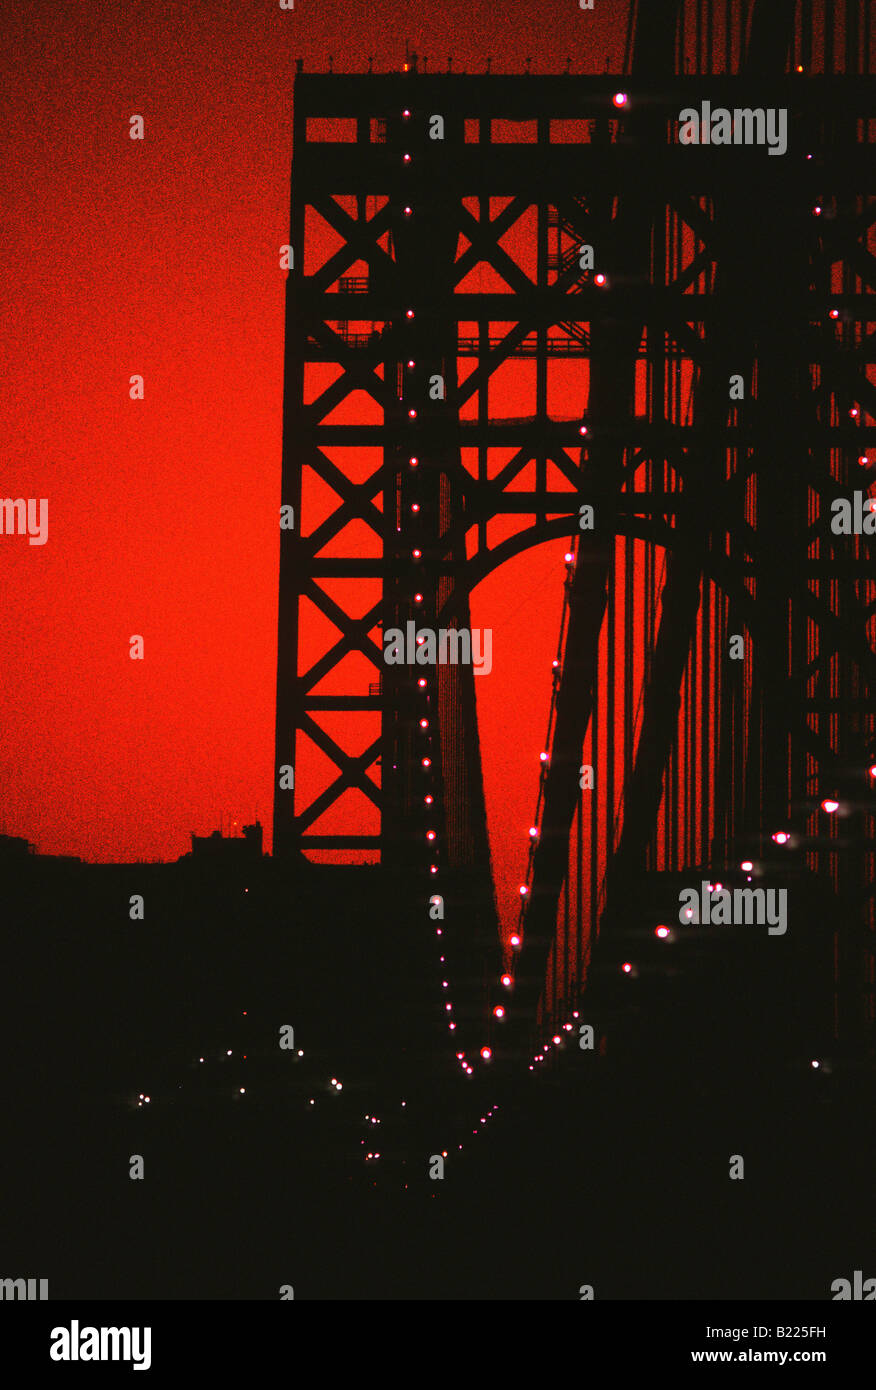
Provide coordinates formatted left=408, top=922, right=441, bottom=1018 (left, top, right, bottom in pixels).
left=403, top=109, right=411, bottom=118
left=239, top=1087, right=245, bottom=1094
left=811, top=1059, right=820, bottom=1068
left=519, top=884, right=529, bottom=896
left=829, top=309, right=839, bottom=319
left=869, top=765, right=876, bottom=778
left=445, top=1004, right=452, bottom=1012
left=741, top=860, right=753, bottom=872
left=336, top=1083, right=342, bottom=1091
left=813, top=206, right=822, bottom=215
left=850, top=408, right=859, bottom=418
left=480, top=1047, right=492, bottom=1060
left=772, top=831, right=790, bottom=845
left=529, top=826, right=538, bottom=837
left=415, top=593, right=424, bottom=604
left=622, top=962, right=632, bottom=974
left=404, top=206, right=413, bottom=216
left=430, top=865, right=438, bottom=874
left=411, top=503, right=420, bottom=513
left=539, top=752, right=549, bottom=763
left=821, top=799, right=839, bottom=814
left=510, top=933, right=521, bottom=947
left=564, top=552, right=574, bottom=563
left=684, top=908, right=693, bottom=919
left=552, top=1035, right=561, bottom=1045
left=424, top=794, right=433, bottom=805
left=594, top=273, right=606, bottom=285
left=501, top=974, right=512, bottom=987
left=418, top=677, right=427, bottom=687
left=563, top=1023, right=572, bottom=1031
left=579, top=425, right=588, bottom=435
left=551, top=659, right=559, bottom=669
left=297, top=1050, right=303, bottom=1057
left=403, top=153, right=411, bottom=162
left=409, top=456, right=419, bottom=466
left=419, top=718, right=428, bottom=728
left=422, top=757, right=431, bottom=767
left=226, top=1050, right=232, bottom=1056
left=494, top=1006, right=505, bottom=1019
left=655, top=926, right=670, bottom=939
left=406, top=309, right=414, bottom=319
left=613, top=92, right=628, bottom=107
left=199, top=1058, right=204, bottom=1063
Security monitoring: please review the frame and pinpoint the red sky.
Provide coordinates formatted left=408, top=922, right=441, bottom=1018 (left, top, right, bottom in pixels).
left=1, top=0, right=628, bottom=941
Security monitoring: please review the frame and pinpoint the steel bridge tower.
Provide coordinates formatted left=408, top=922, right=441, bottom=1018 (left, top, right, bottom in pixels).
left=274, top=0, right=875, bottom=1061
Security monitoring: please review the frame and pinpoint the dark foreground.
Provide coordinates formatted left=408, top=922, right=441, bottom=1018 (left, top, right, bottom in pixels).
left=2, top=852, right=872, bottom=1300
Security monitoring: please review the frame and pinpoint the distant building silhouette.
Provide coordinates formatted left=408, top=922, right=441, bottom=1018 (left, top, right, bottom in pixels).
left=0, top=833, right=34, bottom=861
left=188, top=821, right=263, bottom=863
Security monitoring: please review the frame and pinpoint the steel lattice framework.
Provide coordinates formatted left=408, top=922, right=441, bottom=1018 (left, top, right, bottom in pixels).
left=274, top=0, right=875, bottom=1054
